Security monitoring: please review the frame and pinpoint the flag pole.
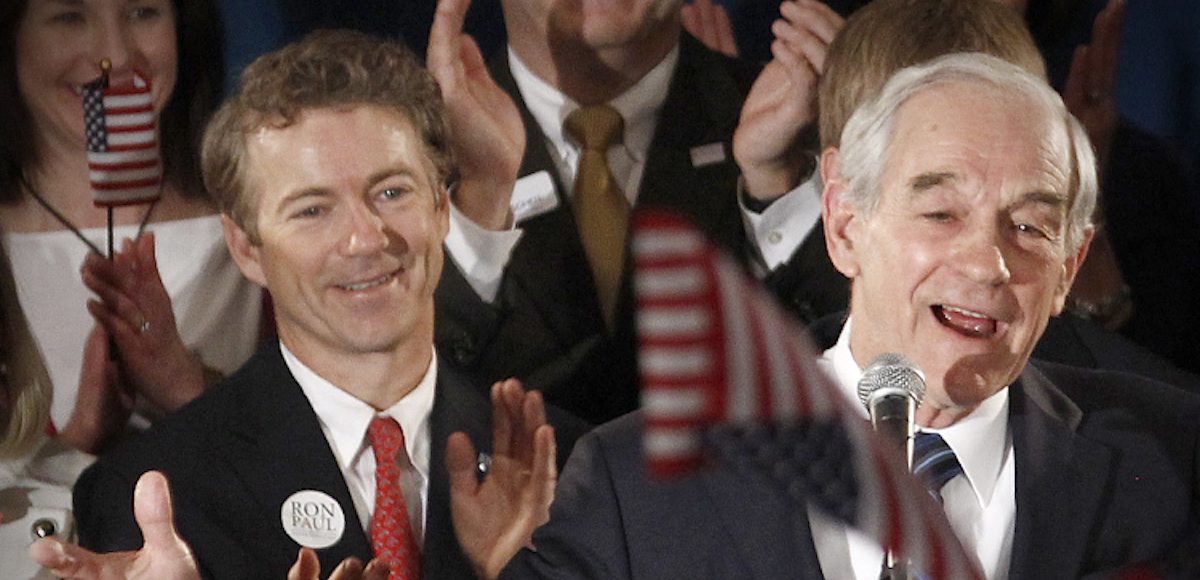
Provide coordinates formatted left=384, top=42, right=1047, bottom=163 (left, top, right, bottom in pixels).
left=98, top=59, right=115, bottom=261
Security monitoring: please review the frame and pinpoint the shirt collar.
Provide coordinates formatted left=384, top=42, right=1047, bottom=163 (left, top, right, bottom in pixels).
left=820, top=318, right=1010, bottom=506
left=282, top=342, right=438, bottom=479
left=507, top=43, right=679, bottom=163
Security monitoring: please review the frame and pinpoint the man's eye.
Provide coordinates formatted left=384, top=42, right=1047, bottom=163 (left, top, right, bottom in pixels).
left=50, top=11, right=85, bottom=24
left=1015, top=223, right=1049, bottom=238
left=129, top=6, right=163, bottom=20
left=379, top=188, right=409, bottom=201
left=293, top=206, right=323, bottom=219
left=922, top=211, right=954, bottom=222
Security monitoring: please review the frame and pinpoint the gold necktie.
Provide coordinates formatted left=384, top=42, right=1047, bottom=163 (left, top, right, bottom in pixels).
left=565, top=105, right=628, bottom=330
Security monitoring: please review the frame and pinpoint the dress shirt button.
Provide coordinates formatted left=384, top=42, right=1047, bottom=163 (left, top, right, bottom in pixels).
left=768, top=231, right=783, bottom=244
left=450, top=333, right=476, bottom=366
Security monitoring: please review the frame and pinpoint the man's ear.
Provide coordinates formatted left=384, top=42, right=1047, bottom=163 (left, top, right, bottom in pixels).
left=221, top=214, right=267, bottom=288
left=1051, top=225, right=1095, bottom=315
left=820, top=147, right=862, bottom=279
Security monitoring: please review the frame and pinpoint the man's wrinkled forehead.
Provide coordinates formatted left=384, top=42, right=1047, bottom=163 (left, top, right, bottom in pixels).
left=885, top=83, right=1073, bottom=196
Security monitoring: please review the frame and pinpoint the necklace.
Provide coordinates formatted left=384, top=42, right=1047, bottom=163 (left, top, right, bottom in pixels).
left=17, top=172, right=158, bottom=256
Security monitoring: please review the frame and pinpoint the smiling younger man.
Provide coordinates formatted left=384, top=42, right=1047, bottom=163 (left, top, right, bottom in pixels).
left=69, top=30, right=584, bottom=579
left=812, top=53, right=1200, bottom=578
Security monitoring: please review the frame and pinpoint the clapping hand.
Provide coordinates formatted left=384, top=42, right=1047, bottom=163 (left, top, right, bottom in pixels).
left=448, top=379, right=557, bottom=580
left=30, top=471, right=388, bottom=580
left=81, top=233, right=206, bottom=413
left=428, top=0, right=525, bottom=231
left=734, top=0, right=844, bottom=199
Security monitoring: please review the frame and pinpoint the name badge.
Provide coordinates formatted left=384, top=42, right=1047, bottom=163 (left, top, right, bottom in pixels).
left=511, top=171, right=559, bottom=223
left=281, top=490, right=346, bottom=549
left=689, top=143, right=727, bottom=168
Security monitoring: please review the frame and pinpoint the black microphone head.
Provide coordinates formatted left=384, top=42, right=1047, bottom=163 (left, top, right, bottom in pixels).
left=856, top=353, right=926, bottom=410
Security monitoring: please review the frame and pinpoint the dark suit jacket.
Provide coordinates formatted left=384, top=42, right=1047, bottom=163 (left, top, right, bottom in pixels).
left=500, top=363, right=1200, bottom=579
left=74, top=343, right=586, bottom=579
left=436, top=33, right=848, bottom=425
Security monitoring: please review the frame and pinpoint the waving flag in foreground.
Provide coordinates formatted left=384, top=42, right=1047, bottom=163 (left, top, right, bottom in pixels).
left=83, top=69, right=162, bottom=206
left=633, top=209, right=983, bottom=580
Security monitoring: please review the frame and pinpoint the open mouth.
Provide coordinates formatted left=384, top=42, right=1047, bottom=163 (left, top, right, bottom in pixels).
left=337, top=270, right=399, bottom=292
left=932, top=304, right=998, bottom=339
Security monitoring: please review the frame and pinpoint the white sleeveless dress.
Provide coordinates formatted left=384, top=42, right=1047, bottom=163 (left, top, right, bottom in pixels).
left=3, top=215, right=262, bottom=429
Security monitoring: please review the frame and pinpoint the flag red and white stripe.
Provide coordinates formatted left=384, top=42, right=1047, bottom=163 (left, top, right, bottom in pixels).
left=83, top=70, right=162, bottom=206
left=633, top=210, right=984, bottom=580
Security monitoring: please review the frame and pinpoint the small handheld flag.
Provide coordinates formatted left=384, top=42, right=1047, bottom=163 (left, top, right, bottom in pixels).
left=83, top=64, right=162, bottom=207
left=633, top=209, right=984, bottom=580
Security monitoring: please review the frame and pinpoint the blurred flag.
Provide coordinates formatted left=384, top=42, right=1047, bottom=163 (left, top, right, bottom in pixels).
left=83, top=70, right=162, bottom=206
left=633, top=209, right=983, bottom=580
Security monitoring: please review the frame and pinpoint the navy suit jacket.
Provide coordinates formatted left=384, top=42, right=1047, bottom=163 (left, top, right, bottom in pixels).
left=74, top=343, right=586, bottom=579
left=435, top=34, right=848, bottom=425
left=501, top=362, right=1200, bottom=579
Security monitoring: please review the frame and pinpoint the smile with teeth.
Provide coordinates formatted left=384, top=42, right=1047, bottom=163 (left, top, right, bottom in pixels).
left=933, top=304, right=999, bottom=338
left=338, top=271, right=397, bottom=292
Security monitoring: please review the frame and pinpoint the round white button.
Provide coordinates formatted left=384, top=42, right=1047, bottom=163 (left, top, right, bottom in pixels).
left=280, top=490, right=346, bottom=549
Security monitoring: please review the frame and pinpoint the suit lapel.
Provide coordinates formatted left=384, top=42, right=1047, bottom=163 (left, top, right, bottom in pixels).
left=637, top=35, right=746, bottom=249
left=424, top=361, right=493, bottom=578
left=215, top=345, right=372, bottom=577
left=1007, top=364, right=1112, bottom=579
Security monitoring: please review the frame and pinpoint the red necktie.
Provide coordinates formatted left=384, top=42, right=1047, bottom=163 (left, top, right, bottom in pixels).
left=367, top=416, right=421, bottom=579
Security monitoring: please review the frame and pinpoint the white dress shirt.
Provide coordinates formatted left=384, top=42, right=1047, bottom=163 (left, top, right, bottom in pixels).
left=443, top=46, right=822, bottom=302
left=811, top=319, right=1016, bottom=579
left=282, top=343, right=437, bottom=545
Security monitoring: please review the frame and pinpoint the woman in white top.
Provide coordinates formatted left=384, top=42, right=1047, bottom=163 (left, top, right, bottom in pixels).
left=0, top=0, right=262, bottom=453
left=0, top=243, right=95, bottom=579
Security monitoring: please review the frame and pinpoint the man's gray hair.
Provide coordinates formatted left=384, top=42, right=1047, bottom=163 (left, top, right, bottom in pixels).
left=837, top=52, right=1097, bottom=252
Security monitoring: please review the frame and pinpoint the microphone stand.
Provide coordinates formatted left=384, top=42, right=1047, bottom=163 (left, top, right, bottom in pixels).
left=870, top=392, right=917, bottom=580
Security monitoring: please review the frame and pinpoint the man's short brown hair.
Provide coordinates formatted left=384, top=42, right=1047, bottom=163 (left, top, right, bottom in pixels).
left=201, top=29, right=453, bottom=242
left=818, top=0, right=1044, bottom=148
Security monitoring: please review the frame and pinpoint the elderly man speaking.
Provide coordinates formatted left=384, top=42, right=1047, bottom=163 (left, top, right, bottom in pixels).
left=808, top=52, right=1200, bottom=578
left=447, top=52, right=1200, bottom=580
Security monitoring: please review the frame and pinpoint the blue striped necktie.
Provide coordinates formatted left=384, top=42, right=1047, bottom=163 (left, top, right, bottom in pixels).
left=913, top=432, right=964, bottom=503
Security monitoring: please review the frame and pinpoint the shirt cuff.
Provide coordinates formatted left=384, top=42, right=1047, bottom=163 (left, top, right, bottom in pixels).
left=445, top=201, right=523, bottom=303
left=739, top=170, right=823, bottom=271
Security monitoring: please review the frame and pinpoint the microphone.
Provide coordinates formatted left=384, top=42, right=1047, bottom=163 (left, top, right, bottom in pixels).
left=856, top=353, right=926, bottom=469
left=858, top=353, right=926, bottom=580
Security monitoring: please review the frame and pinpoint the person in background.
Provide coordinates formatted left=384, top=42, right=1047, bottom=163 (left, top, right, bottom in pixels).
left=0, top=244, right=95, bottom=579
left=0, top=0, right=263, bottom=453
left=433, top=0, right=849, bottom=424
left=998, top=0, right=1200, bottom=375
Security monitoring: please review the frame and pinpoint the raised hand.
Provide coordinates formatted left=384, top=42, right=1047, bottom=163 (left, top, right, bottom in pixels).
left=428, top=0, right=525, bottom=230
left=28, top=471, right=200, bottom=579
left=80, top=233, right=206, bottom=413
left=682, top=0, right=739, bottom=57
left=448, top=379, right=557, bottom=580
left=734, top=0, right=844, bottom=199
left=57, top=324, right=132, bottom=453
left=29, top=471, right=386, bottom=580
left=1062, top=0, right=1123, bottom=171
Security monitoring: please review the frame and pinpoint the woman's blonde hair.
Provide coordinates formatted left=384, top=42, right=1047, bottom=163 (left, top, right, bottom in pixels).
left=0, top=244, right=51, bottom=458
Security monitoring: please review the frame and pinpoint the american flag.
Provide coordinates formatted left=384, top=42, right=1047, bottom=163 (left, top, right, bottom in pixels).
left=83, top=70, right=162, bottom=206
left=633, top=210, right=983, bottom=580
